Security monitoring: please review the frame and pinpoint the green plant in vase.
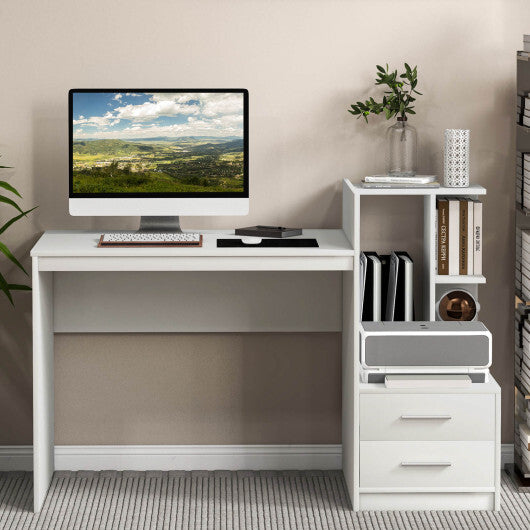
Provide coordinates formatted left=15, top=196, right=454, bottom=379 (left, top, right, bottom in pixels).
left=348, top=63, right=422, bottom=176
left=0, top=157, right=37, bottom=305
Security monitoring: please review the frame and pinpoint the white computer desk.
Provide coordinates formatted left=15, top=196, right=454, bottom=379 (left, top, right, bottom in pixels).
left=30, top=228, right=356, bottom=511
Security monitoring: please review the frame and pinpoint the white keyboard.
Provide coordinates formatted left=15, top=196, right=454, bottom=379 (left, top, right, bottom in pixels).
left=99, top=232, right=202, bottom=247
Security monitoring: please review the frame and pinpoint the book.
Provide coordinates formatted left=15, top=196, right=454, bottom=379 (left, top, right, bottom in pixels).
left=466, top=200, right=474, bottom=274
left=459, top=199, right=468, bottom=275
left=385, top=251, right=414, bottom=321
left=360, top=182, right=440, bottom=189
left=361, top=252, right=382, bottom=321
left=379, top=254, right=391, bottom=317
left=437, top=198, right=449, bottom=275
left=363, top=174, right=437, bottom=184
left=448, top=199, right=460, bottom=275
left=384, top=374, right=472, bottom=389
left=472, top=200, right=482, bottom=275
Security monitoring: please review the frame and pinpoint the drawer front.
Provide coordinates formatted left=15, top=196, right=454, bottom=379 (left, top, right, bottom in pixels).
left=360, top=441, right=495, bottom=489
left=360, top=394, right=495, bottom=441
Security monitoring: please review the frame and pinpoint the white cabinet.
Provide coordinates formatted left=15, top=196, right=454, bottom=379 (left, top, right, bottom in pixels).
left=358, top=381, right=501, bottom=510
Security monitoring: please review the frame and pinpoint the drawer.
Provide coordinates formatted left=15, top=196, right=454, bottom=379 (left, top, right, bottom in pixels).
left=360, top=394, right=495, bottom=441
left=360, top=441, right=495, bottom=489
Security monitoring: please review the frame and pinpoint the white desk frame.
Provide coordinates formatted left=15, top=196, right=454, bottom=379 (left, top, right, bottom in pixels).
left=31, top=227, right=356, bottom=512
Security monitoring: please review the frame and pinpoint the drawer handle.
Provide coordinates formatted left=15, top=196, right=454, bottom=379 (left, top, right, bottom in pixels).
left=401, top=462, right=452, bottom=467
left=400, top=415, right=452, bottom=420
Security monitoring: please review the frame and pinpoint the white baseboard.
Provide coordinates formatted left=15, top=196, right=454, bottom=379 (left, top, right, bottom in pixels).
left=0, top=444, right=342, bottom=472
left=0, top=443, right=514, bottom=472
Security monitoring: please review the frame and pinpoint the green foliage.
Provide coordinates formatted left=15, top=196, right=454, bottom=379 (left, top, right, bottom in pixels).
left=72, top=138, right=245, bottom=194
left=0, top=157, right=37, bottom=306
left=348, top=63, right=422, bottom=122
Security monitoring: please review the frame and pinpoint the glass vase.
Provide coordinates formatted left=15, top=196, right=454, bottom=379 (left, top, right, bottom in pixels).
left=386, top=117, right=418, bottom=176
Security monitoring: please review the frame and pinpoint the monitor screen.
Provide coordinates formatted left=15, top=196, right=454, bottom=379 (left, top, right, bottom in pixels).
left=69, top=89, right=248, bottom=198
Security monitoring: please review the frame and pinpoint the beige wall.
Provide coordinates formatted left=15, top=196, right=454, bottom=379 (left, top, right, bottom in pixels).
left=0, top=0, right=526, bottom=445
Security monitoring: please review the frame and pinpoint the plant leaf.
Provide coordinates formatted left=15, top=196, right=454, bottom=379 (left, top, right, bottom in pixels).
left=0, top=181, right=22, bottom=198
left=8, top=284, right=31, bottom=291
left=0, top=272, right=14, bottom=305
left=0, top=242, right=28, bottom=275
left=0, top=195, right=24, bottom=214
left=0, top=207, right=38, bottom=236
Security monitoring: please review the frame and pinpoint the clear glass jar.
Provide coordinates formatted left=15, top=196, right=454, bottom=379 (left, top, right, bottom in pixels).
left=386, top=117, right=417, bottom=176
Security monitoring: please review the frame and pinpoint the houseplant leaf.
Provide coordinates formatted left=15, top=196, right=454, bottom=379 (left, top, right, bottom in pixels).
left=0, top=181, right=22, bottom=198
left=0, top=272, right=14, bottom=305
left=0, top=194, right=24, bottom=214
left=0, top=207, right=38, bottom=236
left=0, top=241, right=28, bottom=274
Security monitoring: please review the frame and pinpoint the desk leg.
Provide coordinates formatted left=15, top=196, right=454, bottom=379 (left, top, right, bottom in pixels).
left=32, top=259, right=54, bottom=512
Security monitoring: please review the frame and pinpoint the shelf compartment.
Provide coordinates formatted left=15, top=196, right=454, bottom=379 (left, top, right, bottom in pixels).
left=435, top=275, right=486, bottom=284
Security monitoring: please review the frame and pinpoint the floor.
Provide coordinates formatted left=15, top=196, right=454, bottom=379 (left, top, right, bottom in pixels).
left=0, top=470, right=528, bottom=529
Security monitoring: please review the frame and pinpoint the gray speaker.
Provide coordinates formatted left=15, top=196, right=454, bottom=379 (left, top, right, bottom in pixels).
left=360, top=321, right=491, bottom=370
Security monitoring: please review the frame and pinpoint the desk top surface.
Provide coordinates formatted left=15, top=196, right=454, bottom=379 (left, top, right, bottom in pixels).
left=31, top=229, right=354, bottom=258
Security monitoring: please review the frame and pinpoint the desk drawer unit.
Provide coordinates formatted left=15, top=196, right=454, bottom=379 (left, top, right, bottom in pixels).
left=360, top=441, right=495, bottom=489
left=360, top=394, right=495, bottom=441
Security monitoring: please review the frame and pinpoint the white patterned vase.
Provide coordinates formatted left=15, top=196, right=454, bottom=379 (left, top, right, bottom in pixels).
left=444, top=129, right=470, bottom=187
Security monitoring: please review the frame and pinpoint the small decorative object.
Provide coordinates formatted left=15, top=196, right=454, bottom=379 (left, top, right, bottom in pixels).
left=436, top=289, right=479, bottom=321
left=0, top=155, right=37, bottom=305
left=444, top=129, right=470, bottom=187
left=348, top=63, right=422, bottom=177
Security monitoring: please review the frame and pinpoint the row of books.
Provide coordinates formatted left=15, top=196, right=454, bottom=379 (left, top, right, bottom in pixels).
left=515, top=385, right=530, bottom=477
left=436, top=198, right=482, bottom=275
left=516, top=229, right=530, bottom=300
left=516, top=310, right=530, bottom=391
left=516, top=152, right=530, bottom=210
left=360, top=251, right=414, bottom=322
left=517, top=93, right=530, bottom=127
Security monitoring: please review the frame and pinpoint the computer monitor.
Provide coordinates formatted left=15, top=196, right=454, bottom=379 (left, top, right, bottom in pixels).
left=69, top=89, right=249, bottom=231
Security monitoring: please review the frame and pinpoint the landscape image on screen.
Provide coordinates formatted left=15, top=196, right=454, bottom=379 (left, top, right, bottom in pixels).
left=72, top=91, right=245, bottom=194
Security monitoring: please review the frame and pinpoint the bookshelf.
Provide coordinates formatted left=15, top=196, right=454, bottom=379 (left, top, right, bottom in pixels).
left=510, top=50, right=530, bottom=488
left=341, top=180, right=499, bottom=510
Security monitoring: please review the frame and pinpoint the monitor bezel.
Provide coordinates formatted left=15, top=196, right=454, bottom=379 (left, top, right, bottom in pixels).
left=69, top=88, right=249, bottom=199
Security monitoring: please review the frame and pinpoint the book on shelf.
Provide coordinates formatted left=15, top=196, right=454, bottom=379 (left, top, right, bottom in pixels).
left=360, top=181, right=439, bottom=189
left=360, top=251, right=382, bottom=321
left=448, top=198, right=460, bottom=275
left=435, top=197, right=482, bottom=276
left=472, top=199, right=482, bottom=275
left=360, top=250, right=413, bottom=323
left=437, top=198, right=449, bottom=274
left=363, top=174, right=437, bottom=184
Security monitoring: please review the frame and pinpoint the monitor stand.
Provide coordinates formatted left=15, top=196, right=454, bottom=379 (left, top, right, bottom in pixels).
left=138, top=216, right=182, bottom=233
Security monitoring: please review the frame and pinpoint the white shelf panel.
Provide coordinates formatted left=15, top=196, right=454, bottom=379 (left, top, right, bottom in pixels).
left=346, top=182, right=486, bottom=196
left=435, top=275, right=486, bottom=284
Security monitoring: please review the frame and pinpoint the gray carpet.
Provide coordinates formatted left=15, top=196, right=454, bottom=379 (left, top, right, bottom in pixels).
left=0, top=470, right=529, bottom=529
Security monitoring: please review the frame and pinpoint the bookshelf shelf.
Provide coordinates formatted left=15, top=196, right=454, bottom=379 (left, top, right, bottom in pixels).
left=518, top=55, right=529, bottom=62
left=348, top=183, right=486, bottom=196
left=435, top=274, right=486, bottom=284
left=517, top=124, right=530, bottom=134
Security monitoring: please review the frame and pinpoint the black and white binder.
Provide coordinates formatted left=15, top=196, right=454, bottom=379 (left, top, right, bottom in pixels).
left=385, top=251, right=414, bottom=321
left=361, top=252, right=382, bottom=321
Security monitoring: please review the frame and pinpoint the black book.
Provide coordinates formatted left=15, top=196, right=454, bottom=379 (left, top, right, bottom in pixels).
left=361, top=252, right=382, bottom=321
left=385, top=251, right=414, bottom=321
